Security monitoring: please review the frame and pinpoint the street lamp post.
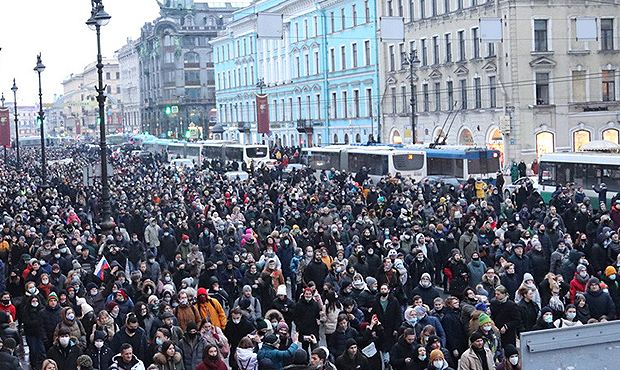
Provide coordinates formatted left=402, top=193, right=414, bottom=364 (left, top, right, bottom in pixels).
left=11, top=79, right=20, bottom=169
left=0, top=93, right=5, bottom=164
left=87, top=0, right=113, bottom=230
left=34, top=54, right=47, bottom=184
left=402, top=50, right=420, bottom=144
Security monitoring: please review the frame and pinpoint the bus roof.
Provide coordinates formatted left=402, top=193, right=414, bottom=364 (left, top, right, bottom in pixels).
left=540, top=152, right=620, bottom=165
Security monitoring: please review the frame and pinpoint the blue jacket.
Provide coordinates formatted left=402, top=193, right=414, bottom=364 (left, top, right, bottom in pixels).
left=257, top=342, right=299, bottom=370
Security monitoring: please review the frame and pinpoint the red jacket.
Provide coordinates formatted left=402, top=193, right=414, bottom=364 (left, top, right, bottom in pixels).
left=196, top=357, right=228, bottom=370
left=569, top=274, right=587, bottom=303
left=0, top=303, right=16, bottom=321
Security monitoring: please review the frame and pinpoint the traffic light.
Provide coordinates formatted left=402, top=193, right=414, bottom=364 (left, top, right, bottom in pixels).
left=164, top=105, right=172, bottom=116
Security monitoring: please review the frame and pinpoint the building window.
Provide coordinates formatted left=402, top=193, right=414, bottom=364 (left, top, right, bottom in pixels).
left=431, top=0, right=437, bottom=17
left=397, top=0, right=403, bottom=16
left=434, top=82, right=441, bottom=111
left=433, top=36, right=439, bottom=65
left=602, top=70, right=616, bottom=101
left=409, top=0, right=414, bottom=21
left=330, top=49, right=336, bottom=72
left=314, top=51, right=320, bottom=74
left=458, top=30, right=466, bottom=61
left=399, top=43, right=405, bottom=68
left=330, top=12, right=335, bottom=33
left=421, top=39, right=428, bottom=66
left=601, top=18, right=614, bottom=51
left=289, top=98, right=293, bottom=120
left=603, top=128, right=619, bottom=143
left=304, top=20, right=309, bottom=39
left=445, top=33, right=452, bottom=62
left=354, top=90, right=360, bottom=117
left=460, top=79, right=468, bottom=109
left=534, top=19, right=548, bottom=52
left=573, top=130, right=591, bottom=151
left=331, top=93, right=337, bottom=118
left=489, top=76, right=497, bottom=108
left=342, top=91, right=348, bottom=117
left=367, top=88, right=373, bottom=116
left=364, top=41, right=371, bottom=66
left=420, top=0, right=426, bottom=18
left=389, top=45, right=395, bottom=71
left=401, top=86, right=408, bottom=113
left=365, top=0, right=370, bottom=23
left=295, top=23, right=300, bottom=42
left=352, top=43, right=358, bottom=68
left=387, top=0, right=393, bottom=16
left=447, top=81, right=454, bottom=110
left=106, top=72, right=111, bottom=80
left=423, top=84, right=430, bottom=112
left=295, top=56, right=301, bottom=77
left=572, top=70, right=586, bottom=102
left=391, top=87, right=397, bottom=114
left=444, top=0, right=450, bottom=13
left=536, top=72, right=550, bottom=105
left=341, top=8, right=346, bottom=30
left=487, top=42, right=495, bottom=57
left=471, top=28, right=480, bottom=59
left=457, top=0, right=463, bottom=10
left=341, top=46, right=346, bottom=70
left=352, top=5, right=357, bottom=27
left=316, top=94, right=321, bottom=120
left=474, top=77, right=481, bottom=108
left=304, top=54, right=310, bottom=76
left=314, top=16, right=319, bottom=36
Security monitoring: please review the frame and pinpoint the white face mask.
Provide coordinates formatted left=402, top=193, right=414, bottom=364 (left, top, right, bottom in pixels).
left=566, top=312, right=576, bottom=320
left=59, top=337, right=70, bottom=347
left=232, top=318, right=241, bottom=324
left=433, top=360, right=444, bottom=368
left=482, top=325, right=492, bottom=332
left=418, top=355, right=426, bottom=361
left=95, top=340, right=104, bottom=349
left=509, top=356, right=519, bottom=365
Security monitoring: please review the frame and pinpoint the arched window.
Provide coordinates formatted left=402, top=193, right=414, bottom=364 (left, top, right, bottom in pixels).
left=333, top=133, right=339, bottom=144
left=344, top=133, right=350, bottom=144
left=603, top=128, right=620, bottom=144
left=487, top=128, right=505, bottom=166
left=536, top=131, right=554, bottom=156
left=391, top=130, right=402, bottom=144
left=184, top=52, right=200, bottom=65
left=458, top=128, right=474, bottom=146
left=573, top=129, right=591, bottom=151
left=355, top=133, right=361, bottom=143
left=291, top=134, right=296, bottom=146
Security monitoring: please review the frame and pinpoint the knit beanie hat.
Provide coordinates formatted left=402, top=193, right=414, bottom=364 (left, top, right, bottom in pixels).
left=430, top=349, right=445, bottom=361
left=504, top=344, right=518, bottom=358
left=479, top=313, right=492, bottom=326
left=605, top=266, right=617, bottom=277
left=77, top=354, right=93, bottom=368
left=48, top=292, right=59, bottom=303
left=470, top=332, right=484, bottom=343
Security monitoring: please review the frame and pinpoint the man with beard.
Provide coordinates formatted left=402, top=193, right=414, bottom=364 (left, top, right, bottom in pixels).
left=293, top=288, right=321, bottom=354
left=303, top=250, right=328, bottom=293
left=372, top=284, right=402, bottom=365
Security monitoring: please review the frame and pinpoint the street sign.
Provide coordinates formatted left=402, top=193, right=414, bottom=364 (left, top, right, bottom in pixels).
left=171, top=105, right=179, bottom=114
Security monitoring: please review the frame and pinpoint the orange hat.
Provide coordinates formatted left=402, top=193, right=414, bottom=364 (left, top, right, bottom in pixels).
left=430, top=349, right=445, bottom=361
left=605, top=266, right=617, bottom=277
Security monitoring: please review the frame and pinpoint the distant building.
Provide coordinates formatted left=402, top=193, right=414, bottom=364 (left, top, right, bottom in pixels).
left=378, top=0, right=620, bottom=165
left=118, top=39, right=142, bottom=133
left=60, top=59, right=122, bottom=137
left=212, top=0, right=381, bottom=146
left=137, top=0, right=237, bottom=138
left=5, top=103, right=39, bottom=138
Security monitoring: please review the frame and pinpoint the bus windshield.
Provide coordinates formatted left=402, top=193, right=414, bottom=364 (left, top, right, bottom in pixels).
left=246, top=146, right=268, bottom=158
left=393, top=154, right=425, bottom=171
left=428, top=158, right=464, bottom=177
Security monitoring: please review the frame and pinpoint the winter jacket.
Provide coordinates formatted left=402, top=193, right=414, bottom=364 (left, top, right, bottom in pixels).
left=109, top=353, right=146, bottom=370
left=467, top=260, right=487, bottom=287
left=46, top=339, right=83, bottom=370
left=85, top=344, right=114, bottom=370
left=41, top=305, right=62, bottom=348
left=236, top=347, right=258, bottom=370
left=458, top=347, right=495, bottom=370
left=195, top=297, right=227, bottom=329
left=440, top=308, right=468, bottom=357
left=371, top=294, right=402, bottom=350
left=152, top=352, right=185, bottom=370
left=178, top=334, right=207, bottom=370
left=389, top=336, right=417, bottom=370
left=257, top=342, right=299, bottom=370
left=327, top=326, right=360, bottom=358
left=569, top=274, right=589, bottom=303
left=335, top=351, right=370, bottom=370
left=53, top=307, right=87, bottom=350
left=410, top=284, right=442, bottom=308
left=293, top=297, right=321, bottom=337
left=414, top=315, right=446, bottom=347
left=174, top=303, right=201, bottom=331
left=490, top=299, right=520, bottom=347
left=110, top=327, right=148, bottom=363
left=518, top=299, right=540, bottom=332
left=585, top=289, right=616, bottom=320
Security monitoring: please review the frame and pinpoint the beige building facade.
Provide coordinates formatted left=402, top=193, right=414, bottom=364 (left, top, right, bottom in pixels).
left=378, top=0, right=620, bottom=167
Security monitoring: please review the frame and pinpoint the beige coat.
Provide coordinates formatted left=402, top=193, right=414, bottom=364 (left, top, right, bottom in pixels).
left=458, top=347, right=496, bottom=370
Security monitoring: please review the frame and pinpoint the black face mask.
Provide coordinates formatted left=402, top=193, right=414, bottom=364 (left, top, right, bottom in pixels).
left=127, top=327, right=138, bottom=333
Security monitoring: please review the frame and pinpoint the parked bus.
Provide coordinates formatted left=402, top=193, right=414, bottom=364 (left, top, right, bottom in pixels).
left=18, top=136, right=75, bottom=147
left=418, top=146, right=501, bottom=179
left=301, top=145, right=427, bottom=182
left=200, top=141, right=270, bottom=167
left=538, top=152, right=620, bottom=207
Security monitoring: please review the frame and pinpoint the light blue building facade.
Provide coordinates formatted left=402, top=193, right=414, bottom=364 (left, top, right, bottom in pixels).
left=212, top=0, right=380, bottom=146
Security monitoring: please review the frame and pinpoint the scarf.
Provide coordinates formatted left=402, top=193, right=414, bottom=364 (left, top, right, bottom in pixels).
left=473, top=347, right=490, bottom=370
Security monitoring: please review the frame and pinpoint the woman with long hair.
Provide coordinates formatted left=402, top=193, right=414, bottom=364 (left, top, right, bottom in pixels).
left=320, top=291, right=343, bottom=344
left=153, top=340, right=185, bottom=370
left=196, top=344, right=227, bottom=370
left=235, top=336, right=258, bottom=370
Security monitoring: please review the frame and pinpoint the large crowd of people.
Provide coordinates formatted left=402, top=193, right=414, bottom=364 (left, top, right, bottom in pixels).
left=0, top=143, right=618, bottom=370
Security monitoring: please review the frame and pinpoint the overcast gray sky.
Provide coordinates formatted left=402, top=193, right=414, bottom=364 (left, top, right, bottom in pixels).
left=0, top=0, right=161, bottom=106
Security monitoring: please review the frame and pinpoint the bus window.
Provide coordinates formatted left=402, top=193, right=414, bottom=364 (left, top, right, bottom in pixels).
left=539, top=162, right=556, bottom=185
left=310, top=152, right=340, bottom=170
left=393, top=154, right=424, bottom=171
left=556, top=163, right=573, bottom=185
left=602, top=167, right=620, bottom=190
left=246, top=146, right=268, bottom=158
left=186, top=147, right=200, bottom=157
left=224, top=147, right=244, bottom=161
left=348, top=153, right=388, bottom=176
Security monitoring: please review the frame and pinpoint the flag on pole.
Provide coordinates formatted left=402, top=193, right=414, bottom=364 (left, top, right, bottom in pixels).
left=94, top=256, right=110, bottom=280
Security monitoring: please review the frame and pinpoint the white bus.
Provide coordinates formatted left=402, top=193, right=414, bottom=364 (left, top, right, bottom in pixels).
left=166, top=141, right=205, bottom=163
left=200, top=141, right=270, bottom=167
left=302, top=146, right=427, bottom=182
left=538, top=152, right=620, bottom=207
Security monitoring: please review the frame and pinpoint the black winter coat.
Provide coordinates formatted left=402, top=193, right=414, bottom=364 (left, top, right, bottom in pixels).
left=440, top=308, right=468, bottom=356
left=490, top=299, right=521, bottom=347
left=371, top=295, right=402, bottom=351
left=293, top=298, right=321, bottom=337
left=86, top=344, right=114, bottom=370
left=47, top=341, right=83, bottom=370
left=389, top=337, right=417, bottom=370
left=518, top=299, right=539, bottom=332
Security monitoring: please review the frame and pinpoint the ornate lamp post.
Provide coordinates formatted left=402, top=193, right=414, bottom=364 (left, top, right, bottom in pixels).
left=34, top=54, right=47, bottom=184
left=86, top=0, right=114, bottom=230
left=11, top=79, right=20, bottom=169
left=401, top=50, right=420, bottom=144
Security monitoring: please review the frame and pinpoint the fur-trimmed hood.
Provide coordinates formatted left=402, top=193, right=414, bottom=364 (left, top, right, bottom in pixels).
left=153, top=351, right=182, bottom=365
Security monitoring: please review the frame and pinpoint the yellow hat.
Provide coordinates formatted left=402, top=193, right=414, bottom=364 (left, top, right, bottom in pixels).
left=605, top=266, right=617, bottom=277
